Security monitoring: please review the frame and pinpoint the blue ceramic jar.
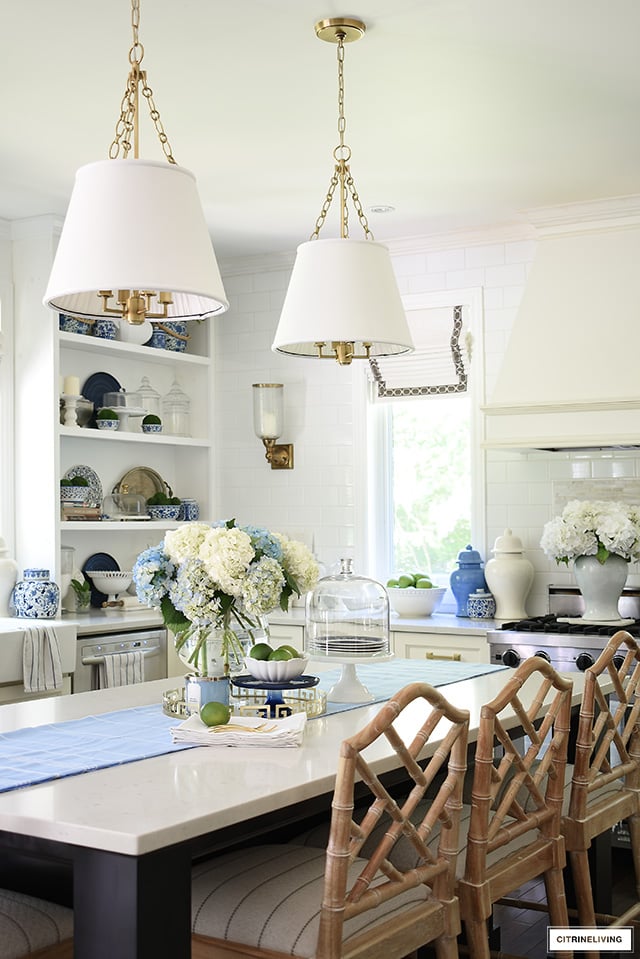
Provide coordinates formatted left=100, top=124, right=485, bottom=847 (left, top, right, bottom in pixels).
left=449, top=545, right=487, bottom=618
left=13, top=569, right=60, bottom=619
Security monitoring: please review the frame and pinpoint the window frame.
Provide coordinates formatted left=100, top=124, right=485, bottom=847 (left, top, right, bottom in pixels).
left=0, top=223, right=14, bottom=555
left=354, top=287, right=486, bottom=587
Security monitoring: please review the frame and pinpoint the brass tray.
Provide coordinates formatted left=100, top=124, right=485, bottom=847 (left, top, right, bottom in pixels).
left=113, top=467, right=173, bottom=501
left=162, top=686, right=327, bottom=720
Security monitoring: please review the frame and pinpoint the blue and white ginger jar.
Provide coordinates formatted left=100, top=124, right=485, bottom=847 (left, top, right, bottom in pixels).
left=13, top=569, right=60, bottom=619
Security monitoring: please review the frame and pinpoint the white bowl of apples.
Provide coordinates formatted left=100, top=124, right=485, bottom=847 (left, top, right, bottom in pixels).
left=386, top=574, right=446, bottom=618
left=244, top=642, right=309, bottom=682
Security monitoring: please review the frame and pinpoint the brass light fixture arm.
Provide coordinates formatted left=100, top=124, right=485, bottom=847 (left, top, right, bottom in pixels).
left=100, top=0, right=177, bottom=323
left=262, top=438, right=294, bottom=470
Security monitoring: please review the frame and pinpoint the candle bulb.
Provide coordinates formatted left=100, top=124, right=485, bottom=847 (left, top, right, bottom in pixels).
left=63, top=375, right=80, bottom=396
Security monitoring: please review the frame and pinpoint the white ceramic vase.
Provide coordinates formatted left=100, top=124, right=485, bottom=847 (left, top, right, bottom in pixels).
left=573, top=553, right=628, bottom=622
left=484, top=528, right=534, bottom=621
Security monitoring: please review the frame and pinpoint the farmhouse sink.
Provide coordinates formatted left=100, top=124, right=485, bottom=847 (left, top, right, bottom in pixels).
left=0, top=619, right=77, bottom=684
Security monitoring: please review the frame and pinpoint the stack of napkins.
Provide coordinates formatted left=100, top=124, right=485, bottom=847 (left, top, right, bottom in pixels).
left=171, top=711, right=307, bottom=747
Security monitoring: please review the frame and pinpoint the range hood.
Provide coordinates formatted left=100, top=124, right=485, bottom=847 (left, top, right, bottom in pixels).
left=483, top=197, right=640, bottom=451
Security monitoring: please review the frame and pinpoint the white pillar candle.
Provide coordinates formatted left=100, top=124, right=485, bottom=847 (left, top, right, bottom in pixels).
left=63, top=375, right=80, bottom=396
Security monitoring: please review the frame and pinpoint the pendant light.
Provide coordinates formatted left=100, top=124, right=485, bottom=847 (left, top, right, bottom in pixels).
left=43, top=0, right=228, bottom=325
left=272, top=18, right=413, bottom=366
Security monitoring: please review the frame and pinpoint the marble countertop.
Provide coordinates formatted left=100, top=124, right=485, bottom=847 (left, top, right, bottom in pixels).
left=268, top=606, right=499, bottom=634
left=0, top=666, right=585, bottom=856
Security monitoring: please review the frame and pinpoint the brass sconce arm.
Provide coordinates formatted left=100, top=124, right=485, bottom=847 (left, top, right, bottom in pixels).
left=262, top=438, right=294, bottom=470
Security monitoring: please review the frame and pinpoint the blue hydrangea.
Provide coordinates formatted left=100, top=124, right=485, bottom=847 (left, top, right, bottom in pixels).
left=242, top=525, right=283, bottom=562
left=132, top=544, right=175, bottom=607
left=169, top=558, right=222, bottom=627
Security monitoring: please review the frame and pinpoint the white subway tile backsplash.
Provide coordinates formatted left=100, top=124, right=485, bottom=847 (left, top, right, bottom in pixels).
left=465, top=244, right=505, bottom=268
left=218, top=237, right=640, bottom=580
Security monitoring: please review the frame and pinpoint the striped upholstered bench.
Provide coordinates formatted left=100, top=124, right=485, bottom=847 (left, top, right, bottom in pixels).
left=0, top=888, right=73, bottom=959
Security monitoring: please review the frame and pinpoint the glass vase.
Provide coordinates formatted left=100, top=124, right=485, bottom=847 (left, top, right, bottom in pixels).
left=174, top=616, right=269, bottom=677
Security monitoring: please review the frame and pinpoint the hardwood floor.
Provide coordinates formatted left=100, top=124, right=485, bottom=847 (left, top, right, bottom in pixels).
left=491, top=848, right=638, bottom=959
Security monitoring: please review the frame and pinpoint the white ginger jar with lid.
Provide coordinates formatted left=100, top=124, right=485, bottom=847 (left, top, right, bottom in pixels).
left=484, top=528, right=534, bottom=621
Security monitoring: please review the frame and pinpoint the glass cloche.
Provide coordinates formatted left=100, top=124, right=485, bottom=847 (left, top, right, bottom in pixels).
left=305, top=558, right=391, bottom=702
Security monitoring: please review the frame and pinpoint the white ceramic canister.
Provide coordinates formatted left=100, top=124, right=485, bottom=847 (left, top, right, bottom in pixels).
left=484, top=528, right=534, bottom=621
left=0, top=536, right=18, bottom=616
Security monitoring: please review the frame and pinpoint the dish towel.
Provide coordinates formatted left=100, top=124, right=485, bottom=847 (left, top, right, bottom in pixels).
left=22, top=626, right=63, bottom=693
left=97, top=651, right=145, bottom=689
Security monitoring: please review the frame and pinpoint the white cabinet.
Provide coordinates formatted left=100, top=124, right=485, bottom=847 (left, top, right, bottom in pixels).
left=12, top=220, right=217, bottom=591
left=392, top=630, right=489, bottom=664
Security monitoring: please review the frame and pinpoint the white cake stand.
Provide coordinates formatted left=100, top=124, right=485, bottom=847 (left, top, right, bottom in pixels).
left=308, top=652, right=394, bottom=703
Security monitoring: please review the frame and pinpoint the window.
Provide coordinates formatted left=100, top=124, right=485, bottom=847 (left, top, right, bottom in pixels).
left=360, top=289, right=484, bottom=607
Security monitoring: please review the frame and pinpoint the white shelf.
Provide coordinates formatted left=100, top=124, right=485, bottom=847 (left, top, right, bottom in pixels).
left=59, top=426, right=209, bottom=447
left=59, top=331, right=210, bottom=367
left=59, top=521, right=188, bottom=532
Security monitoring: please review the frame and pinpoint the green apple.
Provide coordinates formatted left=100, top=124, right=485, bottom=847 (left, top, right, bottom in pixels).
left=415, top=578, right=433, bottom=589
left=386, top=578, right=400, bottom=588
left=398, top=574, right=416, bottom=588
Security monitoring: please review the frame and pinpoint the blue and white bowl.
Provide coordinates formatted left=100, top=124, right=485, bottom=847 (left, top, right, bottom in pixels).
left=162, top=321, right=188, bottom=353
left=58, top=313, right=93, bottom=336
left=96, top=419, right=119, bottom=431
left=142, top=423, right=162, bottom=434
left=60, top=485, right=89, bottom=504
left=147, top=504, right=181, bottom=521
left=93, top=318, right=118, bottom=340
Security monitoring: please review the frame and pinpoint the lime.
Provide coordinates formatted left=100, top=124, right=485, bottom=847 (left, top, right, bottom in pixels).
left=278, top=644, right=301, bottom=658
left=416, top=578, right=433, bottom=589
left=200, top=701, right=231, bottom=727
left=398, top=574, right=416, bottom=588
left=249, top=642, right=273, bottom=660
left=386, top=578, right=400, bottom=588
left=269, top=647, right=293, bottom=661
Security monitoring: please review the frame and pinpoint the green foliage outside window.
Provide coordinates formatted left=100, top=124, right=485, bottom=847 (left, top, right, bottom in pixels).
left=391, top=396, right=471, bottom=582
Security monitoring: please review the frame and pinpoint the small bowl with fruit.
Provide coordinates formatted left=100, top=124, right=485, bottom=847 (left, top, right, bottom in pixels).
left=244, top=641, right=309, bottom=682
left=386, top=573, right=447, bottom=618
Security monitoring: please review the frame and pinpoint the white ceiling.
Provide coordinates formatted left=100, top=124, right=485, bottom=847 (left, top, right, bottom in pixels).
left=2, top=0, right=639, bottom=261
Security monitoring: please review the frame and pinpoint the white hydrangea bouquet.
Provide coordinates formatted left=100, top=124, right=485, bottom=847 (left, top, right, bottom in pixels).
left=540, top=500, right=640, bottom=566
left=133, top=519, right=319, bottom=674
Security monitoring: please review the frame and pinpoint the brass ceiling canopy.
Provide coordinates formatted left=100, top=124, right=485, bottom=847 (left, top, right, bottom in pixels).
left=314, top=18, right=366, bottom=44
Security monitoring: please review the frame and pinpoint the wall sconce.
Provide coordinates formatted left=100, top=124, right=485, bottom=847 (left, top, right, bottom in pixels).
left=252, top=384, right=294, bottom=470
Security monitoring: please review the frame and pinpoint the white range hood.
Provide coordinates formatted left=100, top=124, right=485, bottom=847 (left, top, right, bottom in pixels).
left=483, top=197, right=640, bottom=450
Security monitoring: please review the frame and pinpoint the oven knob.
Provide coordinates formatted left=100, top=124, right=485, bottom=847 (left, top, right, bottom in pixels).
left=576, top=652, right=595, bottom=672
left=534, top=650, right=551, bottom=663
left=613, top=654, right=625, bottom=670
left=502, top=649, right=521, bottom=668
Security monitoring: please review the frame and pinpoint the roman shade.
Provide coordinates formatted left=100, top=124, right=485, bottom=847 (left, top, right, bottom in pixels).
left=368, top=304, right=469, bottom=398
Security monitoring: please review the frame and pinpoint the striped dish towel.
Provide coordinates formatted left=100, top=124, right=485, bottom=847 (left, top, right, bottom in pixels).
left=98, top=651, right=145, bottom=688
left=22, top=626, right=63, bottom=693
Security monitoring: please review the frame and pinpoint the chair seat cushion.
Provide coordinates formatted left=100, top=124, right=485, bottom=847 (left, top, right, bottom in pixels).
left=0, top=888, right=73, bottom=959
left=192, top=844, right=432, bottom=959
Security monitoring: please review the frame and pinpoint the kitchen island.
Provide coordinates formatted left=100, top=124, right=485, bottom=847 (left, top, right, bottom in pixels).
left=0, top=665, right=591, bottom=959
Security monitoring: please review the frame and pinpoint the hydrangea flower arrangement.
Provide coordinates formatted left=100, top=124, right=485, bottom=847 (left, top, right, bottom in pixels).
left=540, top=500, right=640, bottom=566
left=133, top=519, right=319, bottom=673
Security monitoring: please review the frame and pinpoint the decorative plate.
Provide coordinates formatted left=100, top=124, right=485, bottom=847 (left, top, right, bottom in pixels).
left=63, top=464, right=103, bottom=508
left=113, top=467, right=173, bottom=502
left=82, top=552, right=120, bottom=608
left=81, top=372, right=122, bottom=428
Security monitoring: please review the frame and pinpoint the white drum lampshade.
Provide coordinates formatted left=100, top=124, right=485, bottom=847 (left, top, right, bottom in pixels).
left=43, top=159, right=229, bottom=321
left=271, top=238, right=413, bottom=359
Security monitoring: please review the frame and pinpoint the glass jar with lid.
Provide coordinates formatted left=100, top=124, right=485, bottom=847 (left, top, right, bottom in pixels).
left=136, top=376, right=162, bottom=419
left=305, top=558, right=390, bottom=702
left=162, top=380, right=191, bottom=436
left=306, top=558, right=390, bottom=657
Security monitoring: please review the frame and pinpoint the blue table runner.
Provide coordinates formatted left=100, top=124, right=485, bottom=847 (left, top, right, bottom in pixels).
left=0, top=660, right=506, bottom=793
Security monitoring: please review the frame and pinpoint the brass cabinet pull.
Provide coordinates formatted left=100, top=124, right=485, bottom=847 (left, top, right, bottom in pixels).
left=425, top=651, right=462, bottom=662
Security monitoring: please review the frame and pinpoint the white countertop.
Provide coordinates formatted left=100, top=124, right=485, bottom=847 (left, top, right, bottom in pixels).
left=0, top=667, right=587, bottom=857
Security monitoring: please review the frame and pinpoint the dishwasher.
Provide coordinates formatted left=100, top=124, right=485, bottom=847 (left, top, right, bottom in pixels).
left=73, top=626, right=168, bottom=692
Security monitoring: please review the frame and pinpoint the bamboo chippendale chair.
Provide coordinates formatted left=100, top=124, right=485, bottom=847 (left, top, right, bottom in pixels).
left=456, top=658, right=574, bottom=959
left=191, top=681, right=470, bottom=959
left=0, top=887, right=73, bottom=958
left=560, top=629, right=640, bottom=942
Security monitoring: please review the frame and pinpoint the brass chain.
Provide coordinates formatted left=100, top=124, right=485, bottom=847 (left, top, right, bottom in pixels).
left=310, top=32, right=374, bottom=240
left=109, top=0, right=176, bottom=163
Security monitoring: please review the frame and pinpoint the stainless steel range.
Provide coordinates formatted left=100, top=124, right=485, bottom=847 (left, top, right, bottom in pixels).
left=487, top=585, right=640, bottom=673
